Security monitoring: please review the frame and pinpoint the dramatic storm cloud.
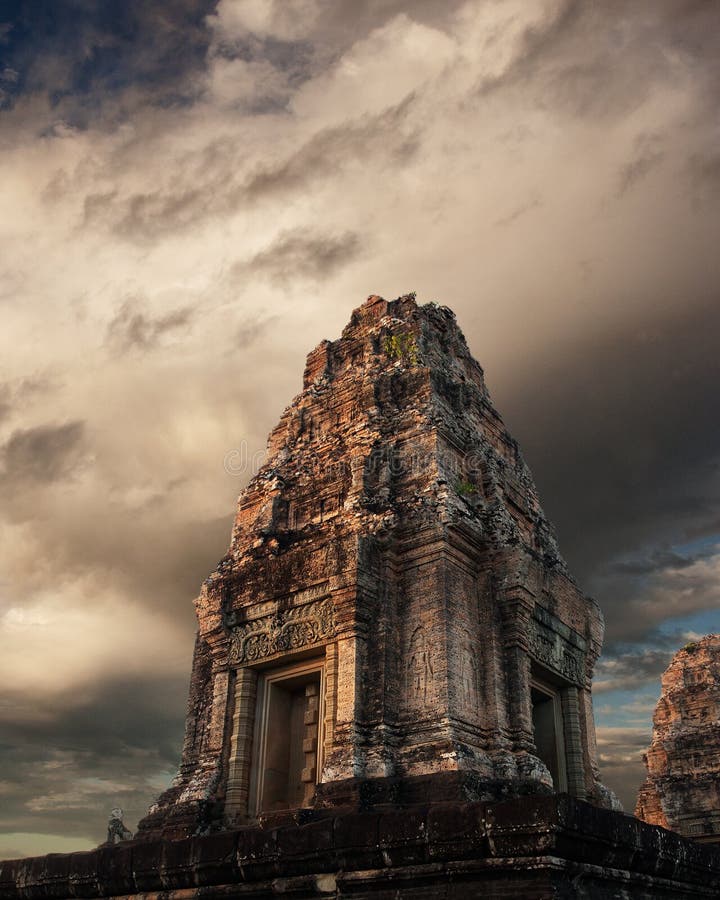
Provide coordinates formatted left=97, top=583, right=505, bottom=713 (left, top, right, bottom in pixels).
left=1, top=0, right=719, bottom=850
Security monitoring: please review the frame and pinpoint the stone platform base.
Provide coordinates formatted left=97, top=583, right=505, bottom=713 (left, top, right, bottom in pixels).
left=3, top=795, right=720, bottom=899
left=310, top=771, right=556, bottom=812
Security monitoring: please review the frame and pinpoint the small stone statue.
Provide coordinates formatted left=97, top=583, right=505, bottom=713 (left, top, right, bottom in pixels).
left=106, top=807, right=133, bottom=843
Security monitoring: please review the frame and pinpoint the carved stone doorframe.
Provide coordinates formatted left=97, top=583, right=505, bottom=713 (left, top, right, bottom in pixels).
left=247, top=657, right=327, bottom=818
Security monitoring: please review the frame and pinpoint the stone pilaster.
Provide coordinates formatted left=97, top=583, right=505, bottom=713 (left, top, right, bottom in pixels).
left=321, top=642, right=338, bottom=778
left=560, top=685, right=585, bottom=798
left=224, top=667, right=257, bottom=823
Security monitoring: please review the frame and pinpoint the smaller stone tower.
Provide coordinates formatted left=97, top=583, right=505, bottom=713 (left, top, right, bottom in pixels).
left=636, top=634, right=720, bottom=843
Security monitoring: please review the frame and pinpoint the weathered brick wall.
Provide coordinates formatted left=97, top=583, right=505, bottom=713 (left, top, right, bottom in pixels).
left=636, top=634, right=720, bottom=840
left=4, top=797, right=720, bottom=899
left=137, top=294, right=613, bottom=838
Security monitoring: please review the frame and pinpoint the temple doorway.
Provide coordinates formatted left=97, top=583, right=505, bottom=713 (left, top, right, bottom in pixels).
left=251, top=659, right=324, bottom=814
left=531, top=682, right=568, bottom=793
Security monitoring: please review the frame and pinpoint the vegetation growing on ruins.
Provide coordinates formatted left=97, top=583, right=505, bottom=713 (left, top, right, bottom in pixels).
left=384, top=332, right=418, bottom=365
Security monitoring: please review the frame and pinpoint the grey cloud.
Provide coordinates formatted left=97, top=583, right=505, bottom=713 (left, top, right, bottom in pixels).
left=0, top=0, right=216, bottom=126
left=316, top=0, right=468, bottom=50
left=82, top=190, right=119, bottom=226
left=235, top=315, right=277, bottom=350
left=494, top=197, right=542, bottom=228
left=210, top=33, right=315, bottom=111
left=107, top=187, right=209, bottom=242
left=108, top=514, right=233, bottom=617
left=0, top=675, right=186, bottom=842
left=0, top=386, right=10, bottom=423
left=596, top=550, right=720, bottom=646
left=595, top=648, right=674, bottom=694
left=0, top=268, right=31, bottom=304
left=0, top=376, right=59, bottom=423
left=474, top=0, right=582, bottom=97
left=688, top=151, right=720, bottom=191
left=90, top=95, right=418, bottom=242
left=476, top=0, right=720, bottom=122
left=500, top=296, right=720, bottom=587
left=1, top=0, right=463, bottom=131
left=0, top=422, right=85, bottom=486
left=492, top=293, right=720, bottom=657
left=106, top=299, right=195, bottom=354
left=607, top=547, right=709, bottom=577
left=234, top=229, right=364, bottom=286
left=211, top=0, right=468, bottom=71
left=617, top=134, right=665, bottom=196
left=596, top=726, right=650, bottom=811
left=22, top=506, right=233, bottom=624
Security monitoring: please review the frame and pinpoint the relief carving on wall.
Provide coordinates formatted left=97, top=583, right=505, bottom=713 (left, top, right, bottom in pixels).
left=459, top=631, right=480, bottom=715
left=229, top=598, right=335, bottom=664
left=406, top=626, right=434, bottom=709
left=528, top=609, right=585, bottom=687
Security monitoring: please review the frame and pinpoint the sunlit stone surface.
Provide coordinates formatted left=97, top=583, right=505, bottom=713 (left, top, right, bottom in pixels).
left=636, top=633, right=720, bottom=842
left=137, top=294, right=614, bottom=839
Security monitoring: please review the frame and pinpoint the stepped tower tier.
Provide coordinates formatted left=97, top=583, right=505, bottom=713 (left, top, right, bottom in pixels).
left=137, top=294, right=614, bottom=839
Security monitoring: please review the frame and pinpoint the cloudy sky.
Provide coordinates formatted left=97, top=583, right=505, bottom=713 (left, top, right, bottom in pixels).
left=1, top=0, right=719, bottom=857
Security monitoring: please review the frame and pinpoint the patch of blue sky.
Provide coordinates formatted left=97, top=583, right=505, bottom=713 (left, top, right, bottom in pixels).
left=671, top=534, right=720, bottom=558
left=595, top=686, right=660, bottom=729
left=657, top=609, right=720, bottom=640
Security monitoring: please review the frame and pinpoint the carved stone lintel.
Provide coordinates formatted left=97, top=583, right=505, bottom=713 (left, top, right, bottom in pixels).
left=528, top=607, right=585, bottom=687
left=229, top=598, right=336, bottom=664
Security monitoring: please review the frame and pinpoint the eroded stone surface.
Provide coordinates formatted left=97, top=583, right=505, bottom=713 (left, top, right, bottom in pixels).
left=136, top=294, right=613, bottom=839
left=3, top=796, right=720, bottom=899
left=4, top=296, right=720, bottom=899
left=636, top=634, right=720, bottom=842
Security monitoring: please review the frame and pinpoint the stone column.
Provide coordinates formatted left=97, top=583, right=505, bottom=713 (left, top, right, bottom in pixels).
left=322, top=642, right=339, bottom=775
left=207, top=668, right=232, bottom=755
left=499, top=585, right=535, bottom=753
left=580, top=686, right=602, bottom=784
left=224, top=667, right=258, bottom=823
left=328, top=635, right=365, bottom=779
left=505, top=646, right=534, bottom=751
left=560, top=685, right=586, bottom=798
left=582, top=639, right=604, bottom=791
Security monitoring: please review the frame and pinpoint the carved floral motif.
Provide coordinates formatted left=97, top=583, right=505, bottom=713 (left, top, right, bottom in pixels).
left=528, top=617, right=585, bottom=686
left=229, top=598, right=335, bottom=664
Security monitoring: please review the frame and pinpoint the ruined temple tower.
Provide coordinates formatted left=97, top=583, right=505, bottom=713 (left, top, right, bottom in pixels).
left=8, top=295, right=720, bottom=900
left=138, top=294, right=613, bottom=838
left=636, top=634, right=720, bottom=842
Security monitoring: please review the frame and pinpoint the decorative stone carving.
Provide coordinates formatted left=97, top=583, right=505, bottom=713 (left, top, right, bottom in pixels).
left=229, top=598, right=335, bottom=664
left=106, top=808, right=133, bottom=844
left=528, top=606, right=586, bottom=687
left=406, top=626, right=433, bottom=709
left=459, top=631, right=480, bottom=715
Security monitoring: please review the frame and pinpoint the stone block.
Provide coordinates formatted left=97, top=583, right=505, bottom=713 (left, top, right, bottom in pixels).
left=427, top=801, right=488, bottom=859
left=129, top=839, right=163, bottom=893
left=95, top=843, right=134, bottom=897
left=190, top=830, right=240, bottom=887
left=275, top=819, right=334, bottom=863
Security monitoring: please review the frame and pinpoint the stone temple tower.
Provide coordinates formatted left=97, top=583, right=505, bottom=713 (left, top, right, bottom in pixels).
left=138, top=294, right=614, bottom=838
left=636, top=634, right=720, bottom=842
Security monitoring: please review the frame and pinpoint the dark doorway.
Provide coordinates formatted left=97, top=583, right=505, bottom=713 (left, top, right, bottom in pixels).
left=531, top=684, right=567, bottom=792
